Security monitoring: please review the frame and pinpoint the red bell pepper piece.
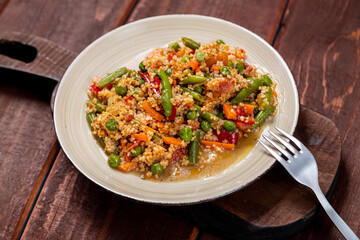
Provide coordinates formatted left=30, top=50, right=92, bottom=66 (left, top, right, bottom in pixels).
left=235, top=121, right=252, bottom=131
left=106, top=83, right=113, bottom=90
left=89, top=83, right=101, bottom=94
left=214, top=130, right=239, bottom=144
left=138, top=71, right=161, bottom=95
left=169, top=105, right=176, bottom=121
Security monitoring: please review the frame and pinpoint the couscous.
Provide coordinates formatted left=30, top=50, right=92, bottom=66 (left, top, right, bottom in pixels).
left=86, top=37, right=278, bottom=181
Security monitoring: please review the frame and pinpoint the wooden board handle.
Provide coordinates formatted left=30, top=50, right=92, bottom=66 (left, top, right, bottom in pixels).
left=0, top=32, right=77, bottom=110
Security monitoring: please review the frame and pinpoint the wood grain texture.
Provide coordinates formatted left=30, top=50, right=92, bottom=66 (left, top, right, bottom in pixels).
left=273, top=0, right=360, bottom=239
left=0, top=0, right=137, bottom=53
left=127, top=0, right=288, bottom=43
left=0, top=69, right=58, bottom=239
left=22, top=151, right=195, bottom=240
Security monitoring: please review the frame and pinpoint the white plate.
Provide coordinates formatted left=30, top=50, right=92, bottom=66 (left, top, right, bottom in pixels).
left=54, top=15, right=299, bottom=205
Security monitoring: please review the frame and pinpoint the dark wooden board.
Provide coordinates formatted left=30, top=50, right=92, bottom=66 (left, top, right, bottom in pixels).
left=273, top=0, right=360, bottom=239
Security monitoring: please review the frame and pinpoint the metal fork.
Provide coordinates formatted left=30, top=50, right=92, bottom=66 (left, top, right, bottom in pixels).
left=258, top=127, right=359, bottom=240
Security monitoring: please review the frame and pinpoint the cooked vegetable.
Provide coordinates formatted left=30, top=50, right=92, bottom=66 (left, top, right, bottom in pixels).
left=169, top=42, right=180, bottom=51
left=142, top=101, right=164, bottom=121
left=108, top=155, right=121, bottom=168
left=262, top=75, right=272, bottom=86
left=189, top=131, right=200, bottom=164
left=179, top=127, right=193, bottom=141
left=139, top=61, right=146, bottom=72
left=195, top=51, right=205, bottom=62
left=182, top=87, right=205, bottom=102
left=181, top=54, right=190, bottom=63
left=181, top=37, right=200, bottom=50
left=230, top=78, right=263, bottom=104
left=201, top=120, right=211, bottom=132
left=182, top=75, right=206, bottom=84
left=236, top=61, right=244, bottom=73
left=162, top=136, right=183, bottom=146
left=183, top=68, right=193, bottom=76
left=187, top=111, right=197, bottom=120
left=193, top=86, right=203, bottom=94
left=131, top=145, right=143, bottom=157
left=188, top=60, right=199, bottom=70
left=220, top=66, right=231, bottom=76
left=214, top=130, right=239, bottom=144
left=194, top=104, right=219, bottom=123
left=158, top=70, right=173, bottom=117
left=227, top=61, right=234, bottom=68
left=151, top=163, right=165, bottom=174
left=106, top=119, right=118, bottom=131
left=216, top=39, right=225, bottom=44
left=251, top=106, right=274, bottom=129
left=97, top=67, right=128, bottom=88
left=115, top=86, right=127, bottom=96
left=117, top=162, right=138, bottom=172
left=259, top=86, right=273, bottom=110
left=224, top=120, right=237, bottom=132
left=134, top=134, right=149, bottom=142
left=199, top=140, right=235, bottom=150
left=223, top=104, right=236, bottom=120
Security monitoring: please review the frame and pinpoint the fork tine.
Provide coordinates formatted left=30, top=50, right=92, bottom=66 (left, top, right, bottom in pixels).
left=275, top=127, right=302, bottom=150
left=263, top=135, right=293, bottom=160
left=257, top=139, right=287, bottom=165
left=269, top=130, right=297, bottom=155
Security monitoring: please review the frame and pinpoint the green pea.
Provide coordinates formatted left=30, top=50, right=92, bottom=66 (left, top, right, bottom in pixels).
left=139, top=61, right=146, bottom=72
left=236, top=61, right=244, bottom=73
left=216, top=39, right=225, bottom=44
left=169, top=42, right=180, bottom=52
left=179, top=127, right=193, bottom=142
left=181, top=54, right=190, bottom=63
left=201, top=120, right=211, bottom=132
left=193, top=86, right=203, bottom=94
left=262, top=75, right=273, bottom=86
left=115, top=86, right=127, bottom=96
left=131, top=145, right=143, bottom=157
left=108, top=155, right=121, bottom=168
left=151, top=163, right=165, bottom=174
left=195, top=51, right=205, bottom=62
left=165, top=68, right=172, bottom=76
left=224, top=120, right=237, bottom=132
left=183, top=68, right=193, bottom=76
left=106, top=119, right=118, bottom=131
left=220, top=66, right=231, bottom=76
left=139, top=79, right=145, bottom=86
left=187, top=111, right=197, bottom=120
left=227, top=61, right=234, bottom=68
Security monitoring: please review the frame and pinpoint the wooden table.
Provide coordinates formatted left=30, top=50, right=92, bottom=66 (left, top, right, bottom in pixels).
left=0, top=0, right=359, bottom=239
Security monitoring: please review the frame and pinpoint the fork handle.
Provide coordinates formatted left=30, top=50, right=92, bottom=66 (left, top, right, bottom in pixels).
left=312, top=184, right=359, bottom=240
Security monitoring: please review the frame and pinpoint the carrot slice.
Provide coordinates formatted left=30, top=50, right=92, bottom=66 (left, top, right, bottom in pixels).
left=188, top=60, right=199, bottom=71
left=162, top=136, right=183, bottom=146
left=134, top=134, right=149, bottom=142
left=127, top=142, right=140, bottom=151
left=145, top=126, right=156, bottom=133
left=117, top=162, right=138, bottom=172
left=243, top=103, right=254, bottom=115
left=211, top=65, right=221, bottom=71
left=200, top=140, right=235, bottom=150
left=223, top=104, right=237, bottom=120
left=142, top=101, right=164, bottom=122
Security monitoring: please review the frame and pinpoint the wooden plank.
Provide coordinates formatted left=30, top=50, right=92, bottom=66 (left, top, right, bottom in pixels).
left=127, top=0, right=288, bottom=42
left=273, top=0, right=360, bottom=239
left=0, top=0, right=138, bottom=239
left=22, top=152, right=195, bottom=239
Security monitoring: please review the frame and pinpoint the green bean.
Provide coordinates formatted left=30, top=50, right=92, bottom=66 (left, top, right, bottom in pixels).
left=106, top=119, right=118, bottom=131
left=236, top=61, right=244, bottom=73
left=193, top=86, right=203, bottom=94
left=251, top=106, right=274, bottom=130
left=158, top=70, right=173, bottom=117
left=193, top=104, right=219, bottom=123
left=262, top=75, right=273, bottom=86
left=187, top=111, right=197, bottom=120
left=86, top=112, right=105, bottom=148
left=181, top=87, right=204, bottom=102
left=201, top=120, right=211, bottom=132
left=183, top=69, right=193, bottom=76
left=227, top=61, right=234, bottom=68
left=139, top=61, right=146, bottom=72
left=260, top=87, right=273, bottom=110
left=195, top=51, right=205, bottom=62
left=224, top=120, right=237, bottom=132
left=179, top=127, right=193, bottom=141
left=97, top=67, right=128, bottom=88
left=151, top=134, right=162, bottom=142
left=169, top=42, right=180, bottom=52
left=181, top=54, right=190, bottom=63
left=108, top=155, right=121, bottom=168
left=165, top=68, right=172, bottom=76
left=230, top=78, right=263, bottom=104
left=130, top=70, right=140, bottom=80
left=216, top=39, right=225, bottom=44
left=189, top=131, right=200, bottom=164
left=182, top=75, right=206, bottom=84
left=220, top=66, right=231, bottom=76
left=115, top=86, right=127, bottom=96
left=151, top=163, right=164, bottom=174
left=131, top=145, right=143, bottom=157
left=95, top=102, right=107, bottom=113
left=181, top=37, right=201, bottom=50
left=204, top=72, right=214, bottom=79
